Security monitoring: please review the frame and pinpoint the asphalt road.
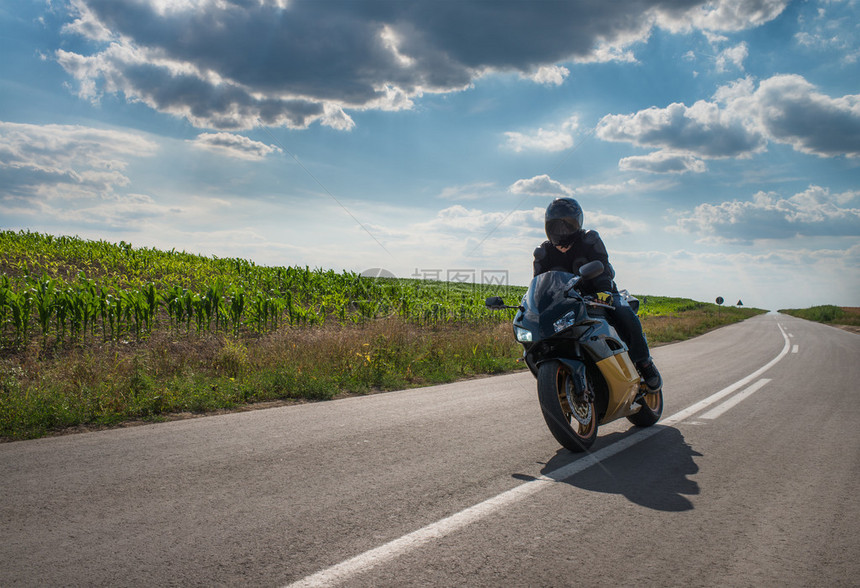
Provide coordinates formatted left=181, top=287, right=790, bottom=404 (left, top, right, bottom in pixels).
left=2, top=313, right=858, bottom=587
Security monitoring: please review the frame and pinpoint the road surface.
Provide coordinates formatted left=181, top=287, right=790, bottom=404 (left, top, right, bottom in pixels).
left=2, top=313, right=858, bottom=586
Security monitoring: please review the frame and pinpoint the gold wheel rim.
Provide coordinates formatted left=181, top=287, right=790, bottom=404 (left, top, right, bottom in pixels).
left=644, top=390, right=662, bottom=412
left=556, top=366, right=596, bottom=437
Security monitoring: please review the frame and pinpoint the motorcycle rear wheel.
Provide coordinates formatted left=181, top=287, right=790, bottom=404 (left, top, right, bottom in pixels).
left=537, top=360, right=598, bottom=452
left=627, top=387, right=663, bottom=427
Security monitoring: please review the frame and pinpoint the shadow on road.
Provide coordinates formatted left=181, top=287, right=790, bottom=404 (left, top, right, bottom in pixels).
left=525, top=427, right=702, bottom=512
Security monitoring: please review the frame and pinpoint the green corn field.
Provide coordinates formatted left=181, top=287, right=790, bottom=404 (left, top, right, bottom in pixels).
left=0, top=230, right=524, bottom=348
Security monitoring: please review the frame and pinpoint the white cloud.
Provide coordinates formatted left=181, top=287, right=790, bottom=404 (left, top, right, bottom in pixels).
left=684, top=31, right=749, bottom=74
left=509, top=175, right=573, bottom=197
left=715, top=42, right=749, bottom=72
left=573, top=178, right=672, bottom=196
left=63, top=193, right=179, bottom=229
left=0, top=121, right=157, bottom=200
left=597, top=99, right=766, bottom=159
left=504, top=115, right=579, bottom=152
left=413, top=206, right=548, bottom=243
left=793, top=1, right=860, bottom=65
left=583, top=211, right=644, bottom=236
left=189, top=132, right=281, bottom=160
left=748, top=74, right=860, bottom=158
left=674, top=185, right=860, bottom=243
left=320, top=104, right=357, bottom=131
left=437, top=182, right=499, bottom=201
left=60, top=0, right=113, bottom=42
left=619, top=150, right=707, bottom=174
left=598, top=74, right=860, bottom=166
left=523, top=65, right=570, bottom=86
left=574, top=44, right=638, bottom=64
left=703, top=31, right=729, bottom=45
left=711, top=75, right=756, bottom=102
left=654, top=0, right=790, bottom=33
left=0, top=121, right=156, bottom=168
left=510, top=174, right=676, bottom=196
left=369, top=204, right=547, bottom=272
left=0, top=121, right=187, bottom=231
left=504, top=129, right=574, bottom=153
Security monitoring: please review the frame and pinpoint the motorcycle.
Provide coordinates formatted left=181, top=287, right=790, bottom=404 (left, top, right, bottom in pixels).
left=485, top=260, right=662, bottom=452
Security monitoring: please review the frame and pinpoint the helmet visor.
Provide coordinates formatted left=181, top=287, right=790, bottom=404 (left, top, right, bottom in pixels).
left=546, top=219, right=578, bottom=247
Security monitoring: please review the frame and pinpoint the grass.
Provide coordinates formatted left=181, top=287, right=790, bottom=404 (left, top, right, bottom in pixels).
left=0, top=320, right=522, bottom=440
left=778, top=305, right=860, bottom=327
left=0, top=302, right=766, bottom=441
left=637, top=296, right=764, bottom=343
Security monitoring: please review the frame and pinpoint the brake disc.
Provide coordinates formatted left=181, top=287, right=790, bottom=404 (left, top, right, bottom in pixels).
left=565, top=378, right=593, bottom=426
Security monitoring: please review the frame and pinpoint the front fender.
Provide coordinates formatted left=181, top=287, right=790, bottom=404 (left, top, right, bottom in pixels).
left=533, top=357, right=588, bottom=399
left=557, top=358, right=588, bottom=398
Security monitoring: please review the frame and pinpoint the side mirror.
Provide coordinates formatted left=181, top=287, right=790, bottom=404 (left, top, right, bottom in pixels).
left=485, top=296, right=505, bottom=310
left=578, top=260, right=604, bottom=281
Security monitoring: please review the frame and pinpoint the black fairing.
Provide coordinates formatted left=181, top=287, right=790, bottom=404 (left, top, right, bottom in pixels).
left=514, top=271, right=585, bottom=342
left=515, top=271, right=629, bottom=377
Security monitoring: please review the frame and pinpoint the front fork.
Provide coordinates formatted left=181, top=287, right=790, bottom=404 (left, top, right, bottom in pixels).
left=553, top=358, right=594, bottom=403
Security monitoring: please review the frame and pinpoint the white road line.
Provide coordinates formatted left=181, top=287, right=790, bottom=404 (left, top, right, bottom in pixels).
left=285, top=324, right=792, bottom=588
left=659, top=324, right=790, bottom=427
left=699, top=378, right=771, bottom=420
left=286, top=427, right=666, bottom=588
left=792, top=345, right=799, bottom=354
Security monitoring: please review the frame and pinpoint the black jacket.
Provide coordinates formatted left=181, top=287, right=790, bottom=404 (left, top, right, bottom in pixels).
left=532, top=230, right=616, bottom=295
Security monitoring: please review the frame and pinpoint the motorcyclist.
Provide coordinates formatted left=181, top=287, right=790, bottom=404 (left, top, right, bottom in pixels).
left=533, top=197, right=662, bottom=392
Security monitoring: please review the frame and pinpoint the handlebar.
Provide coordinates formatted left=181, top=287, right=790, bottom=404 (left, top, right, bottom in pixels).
left=582, top=295, right=615, bottom=311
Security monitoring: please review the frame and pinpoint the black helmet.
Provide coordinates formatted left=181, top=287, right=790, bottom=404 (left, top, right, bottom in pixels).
left=545, top=198, right=584, bottom=246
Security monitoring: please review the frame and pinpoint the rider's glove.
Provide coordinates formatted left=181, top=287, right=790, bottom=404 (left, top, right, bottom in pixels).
left=596, top=291, right=613, bottom=304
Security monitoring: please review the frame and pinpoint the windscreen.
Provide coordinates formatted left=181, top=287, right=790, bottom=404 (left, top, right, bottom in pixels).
left=517, top=270, right=584, bottom=341
left=524, top=271, right=577, bottom=315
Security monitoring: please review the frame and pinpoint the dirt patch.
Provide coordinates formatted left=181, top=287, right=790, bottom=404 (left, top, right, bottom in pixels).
left=832, top=324, right=860, bottom=335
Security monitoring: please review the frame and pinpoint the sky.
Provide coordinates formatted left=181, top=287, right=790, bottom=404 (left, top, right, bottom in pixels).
left=1, top=0, right=858, bottom=311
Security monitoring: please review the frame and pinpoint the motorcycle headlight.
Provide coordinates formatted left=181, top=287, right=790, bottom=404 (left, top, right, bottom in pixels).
left=514, top=326, right=533, bottom=343
left=553, top=311, right=579, bottom=333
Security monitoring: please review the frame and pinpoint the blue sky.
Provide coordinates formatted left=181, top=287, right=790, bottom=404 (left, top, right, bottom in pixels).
left=1, top=0, right=858, bottom=310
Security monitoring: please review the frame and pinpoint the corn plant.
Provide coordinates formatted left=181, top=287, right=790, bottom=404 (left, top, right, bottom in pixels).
left=34, top=278, right=55, bottom=341
left=228, top=286, right=245, bottom=335
left=8, top=288, right=34, bottom=344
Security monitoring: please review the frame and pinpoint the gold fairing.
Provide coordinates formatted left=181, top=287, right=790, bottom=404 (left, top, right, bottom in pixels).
left=596, top=353, right=641, bottom=424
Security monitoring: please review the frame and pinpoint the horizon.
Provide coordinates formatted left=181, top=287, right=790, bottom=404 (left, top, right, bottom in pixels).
left=1, top=1, right=858, bottom=311
left=1, top=228, right=830, bottom=312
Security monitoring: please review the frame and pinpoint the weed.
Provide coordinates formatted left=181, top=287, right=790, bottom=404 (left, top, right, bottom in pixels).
left=780, top=305, right=860, bottom=326
left=213, top=337, right=250, bottom=379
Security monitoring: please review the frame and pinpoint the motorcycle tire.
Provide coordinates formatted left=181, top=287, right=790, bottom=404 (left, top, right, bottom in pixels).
left=627, top=388, right=663, bottom=427
left=537, top=360, right=598, bottom=453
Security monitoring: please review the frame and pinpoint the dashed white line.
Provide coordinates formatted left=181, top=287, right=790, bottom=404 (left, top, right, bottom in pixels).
left=699, top=378, right=772, bottom=420
left=659, top=324, right=790, bottom=427
left=285, top=323, right=792, bottom=588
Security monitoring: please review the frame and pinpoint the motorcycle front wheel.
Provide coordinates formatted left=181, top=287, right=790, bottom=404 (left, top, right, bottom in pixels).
left=537, top=360, right=597, bottom=453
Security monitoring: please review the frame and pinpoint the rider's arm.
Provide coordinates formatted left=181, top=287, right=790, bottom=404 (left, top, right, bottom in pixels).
left=580, top=231, right=616, bottom=293
left=533, top=241, right=556, bottom=276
